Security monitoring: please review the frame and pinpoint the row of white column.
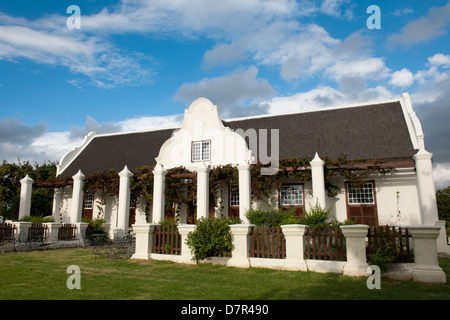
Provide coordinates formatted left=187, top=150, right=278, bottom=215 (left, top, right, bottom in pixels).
left=15, top=154, right=331, bottom=225
left=17, top=149, right=439, bottom=234
left=18, top=166, right=134, bottom=231
left=152, top=163, right=252, bottom=224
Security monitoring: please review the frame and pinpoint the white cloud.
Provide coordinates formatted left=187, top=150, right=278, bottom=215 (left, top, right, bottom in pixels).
left=433, top=163, right=450, bottom=189
left=266, top=84, right=394, bottom=114
left=387, top=1, right=450, bottom=46
left=389, top=68, right=414, bottom=87
left=326, top=57, right=390, bottom=81
left=29, top=132, right=83, bottom=163
left=392, top=7, right=414, bottom=17
left=76, top=0, right=357, bottom=83
left=428, top=53, right=450, bottom=68
left=0, top=14, right=154, bottom=88
left=0, top=113, right=185, bottom=164
left=118, top=115, right=183, bottom=132
left=174, top=66, right=275, bottom=117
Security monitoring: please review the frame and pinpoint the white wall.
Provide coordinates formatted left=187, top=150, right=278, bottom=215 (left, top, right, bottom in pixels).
left=323, top=171, right=421, bottom=226
left=155, top=98, right=251, bottom=171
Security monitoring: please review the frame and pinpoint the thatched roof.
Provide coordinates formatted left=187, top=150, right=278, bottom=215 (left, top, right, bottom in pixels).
left=58, top=101, right=416, bottom=177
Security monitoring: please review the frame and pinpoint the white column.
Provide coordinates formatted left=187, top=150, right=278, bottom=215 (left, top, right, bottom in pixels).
left=414, top=149, right=439, bottom=225
left=18, top=174, right=34, bottom=220
left=52, top=187, right=63, bottom=222
left=196, top=163, right=210, bottom=220
left=152, top=164, right=166, bottom=223
left=310, top=152, right=326, bottom=208
left=408, top=226, right=446, bottom=283
left=238, top=164, right=251, bottom=224
left=71, top=170, right=85, bottom=223
left=117, top=165, right=133, bottom=231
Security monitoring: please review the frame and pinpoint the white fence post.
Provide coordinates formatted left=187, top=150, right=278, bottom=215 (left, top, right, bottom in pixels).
left=12, top=221, right=32, bottom=243
left=74, top=222, right=88, bottom=246
left=281, top=224, right=308, bottom=271
left=44, top=222, right=61, bottom=246
left=177, top=224, right=197, bottom=264
left=131, top=224, right=157, bottom=260
left=408, top=226, right=447, bottom=283
left=227, top=224, right=254, bottom=268
left=341, top=225, right=371, bottom=277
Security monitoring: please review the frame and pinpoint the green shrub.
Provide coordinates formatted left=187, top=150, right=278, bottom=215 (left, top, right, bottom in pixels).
left=159, top=217, right=179, bottom=226
left=83, top=218, right=106, bottom=233
left=245, top=207, right=298, bottom=227
left=19, top=215, right=54, bottom=223
left=186, top=216, right=240, bottom=260
left=297, top=201, right=333, bottom=228
left=368, top=247, right=396, bottom=272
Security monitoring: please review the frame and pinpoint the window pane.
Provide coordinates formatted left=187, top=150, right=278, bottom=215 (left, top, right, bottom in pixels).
left=230, top=188, right=239, bottom=206
left=192, top=141, right=210, bottom=161
left=202, top=141, right=210, bottom=161
left=280, top=185, right=303, bottom=206
left=84, top=195, right=93, bottom=209
left=347, top=183, right=374, bottom=204
left=192, top=142, right=201, bottom=161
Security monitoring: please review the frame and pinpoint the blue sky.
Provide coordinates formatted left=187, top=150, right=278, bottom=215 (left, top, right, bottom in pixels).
left=0, top=0, right=449, bottom=188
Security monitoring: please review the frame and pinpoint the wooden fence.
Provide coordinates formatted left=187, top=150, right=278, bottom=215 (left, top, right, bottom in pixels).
left=58, top=224, right=78, bottom=241
left=152, top=224, right=181, bottom=255
left=305, top=226, right=347, bottom=261
left=0, top=223, right=16, bottom=244
left=367, top=225, right=414, bottom=263
left=249, top=225, right=286, bottom=259
left=27, top=222, right=48, bottom=242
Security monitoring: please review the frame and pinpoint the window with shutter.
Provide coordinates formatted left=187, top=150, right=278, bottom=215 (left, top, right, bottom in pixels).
left=346, top=181, right=378, bottom=227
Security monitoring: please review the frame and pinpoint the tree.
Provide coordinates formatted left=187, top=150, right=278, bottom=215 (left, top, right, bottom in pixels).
left=436, top=186, right=450, bottom=234
left=0, top=160, right=57, bottom=220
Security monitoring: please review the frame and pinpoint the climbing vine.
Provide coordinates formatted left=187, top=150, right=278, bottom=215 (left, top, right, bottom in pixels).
left=209, top=164, right=238, bottom=211
left=165, top=166, right=196, bottom=212
left=131, top=165, right=154, bottom=205
left=37, top=154, right=398, bottom=218
left=323, top=154, right=396, bottom=196
left=83, top=168, right=120, bottom=204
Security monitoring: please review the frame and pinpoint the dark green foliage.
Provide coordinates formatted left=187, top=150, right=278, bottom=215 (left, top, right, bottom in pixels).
left=0, top=160, right=57, bottom=220
left=368, top=247, right=396, bottom=272
left=245, top=207, right=298, bottom=227
left=246, top=202, right=351, bottom=228
left=436, top=186, right=450, bottom=235
left=186, top=216, right=240, bottom=260
left=84, top=218, right=108, bottom=243
left=19, top=214, right=54, bottom=223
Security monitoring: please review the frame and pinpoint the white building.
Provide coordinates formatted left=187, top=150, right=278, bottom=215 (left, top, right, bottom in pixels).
left=51, top=94, right=448, bottom=253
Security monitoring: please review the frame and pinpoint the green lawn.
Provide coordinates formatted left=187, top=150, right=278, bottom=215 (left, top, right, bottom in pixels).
left=0, top=248, right=449, bottom=301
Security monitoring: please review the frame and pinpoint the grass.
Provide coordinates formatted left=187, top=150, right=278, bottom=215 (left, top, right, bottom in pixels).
left=0, top=248, right=449, bottom=301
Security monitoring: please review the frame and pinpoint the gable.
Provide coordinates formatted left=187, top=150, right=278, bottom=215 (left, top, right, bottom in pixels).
left=154, top=98, right=252, bottom=170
